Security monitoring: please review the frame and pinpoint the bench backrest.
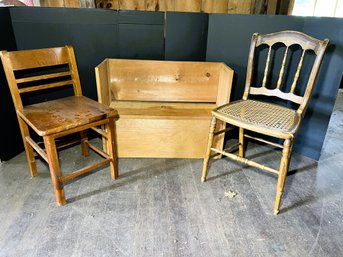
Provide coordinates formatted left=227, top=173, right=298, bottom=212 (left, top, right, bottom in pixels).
left=96, top=59, right=233, bottom=106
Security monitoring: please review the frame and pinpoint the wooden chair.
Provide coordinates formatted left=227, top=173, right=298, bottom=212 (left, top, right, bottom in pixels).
left=201, top=31, right=329, bottom=214
left=0, top=46, right=119, bottom=205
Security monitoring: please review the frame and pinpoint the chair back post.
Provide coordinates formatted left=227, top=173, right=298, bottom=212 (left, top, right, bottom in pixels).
left=0, top=51, right=23, bottom=110
left=65, top=45, right=83, bottom=96
left=243, top=33, right=259, bottom=100
left=297, top=39, right=329, bottom=116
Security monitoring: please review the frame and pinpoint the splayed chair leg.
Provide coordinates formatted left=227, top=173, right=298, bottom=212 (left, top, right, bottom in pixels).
left=274, top=139, right=292, bottom=215
left=201, top=116, right=217, bottom=183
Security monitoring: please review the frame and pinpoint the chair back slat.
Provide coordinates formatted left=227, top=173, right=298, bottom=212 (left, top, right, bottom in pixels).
left=261, top=45, right=272, bottom=88
left=290, top=50, right=306, bottom=94
left=276, top=46, right=289, bottom=89
left=6, top=47, right=70, bottom=71
left=15, top=71, right=72, bottom=84
left=249, top=87, right=303, bottom=104
left=18, top=80, right=74, bottom=94
left=0, top=46, right=82, bottom=110
left=244, top=30, right=329, bottom=115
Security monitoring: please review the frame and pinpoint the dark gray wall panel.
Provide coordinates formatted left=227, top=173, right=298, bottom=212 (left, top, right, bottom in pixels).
left=0, top=8, right=23, bottom=161
left=10, top=7, right=120, bottom=100
left=118, top=11, right=164, bottom=60
left=206, top=14, right=342, bottom=160
left=298, top=18, right=343, bottom=159
left=165, top=12, right=208, bottom=61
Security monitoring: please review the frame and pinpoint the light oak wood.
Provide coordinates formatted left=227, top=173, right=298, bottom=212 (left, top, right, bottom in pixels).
left=95, top=0, right=119, bottom=9
left=202, top=31, right=329, bottom=215
left=228, top=0, right=253, bottom=14
left=202, top=0, right=229, bottom=13
left=175, top=0, right=201, bottom=12
left=119, top=0, right=145, bottom=10
left=107, top=59, right=221, bottom=102
left=0, top=46, right=119, bottom=206
left=96, top=59, right=233, bottom=158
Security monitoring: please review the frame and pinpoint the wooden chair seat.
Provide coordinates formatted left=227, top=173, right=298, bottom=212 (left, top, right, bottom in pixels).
left=213, top=100, right=301, bottom=139
left=18, top=96, right=117, bottom=136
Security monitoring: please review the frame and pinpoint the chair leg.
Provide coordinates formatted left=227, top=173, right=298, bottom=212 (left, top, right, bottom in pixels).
left=274, top=139, right=292, bottom=215
left=201, top=116, right=217, bottom=183
left=106, top=118, right=118, bottom=180
left=43, top=136, right=66, bottom=206
left=101, top=125, right=108, bottom=154
left=80, top=130, right=89, bottom=157
left=18, top=117, right=37, bottom=177
left=239, top=127, right=245, bottom=158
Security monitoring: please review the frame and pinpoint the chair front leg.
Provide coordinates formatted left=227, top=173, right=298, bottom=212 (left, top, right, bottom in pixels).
left=80, top=130, right=89, bottom=157
left=201, top=116, right=217, bottom=183
left=18, top=117, right=37, bottom=177
left=106, top=118, right=118, bottom=180
left=43, top=135, right=66, bottom=206
left=274, top=138, right=292, bottom=215
left=239, top=127, right=245, bottom=158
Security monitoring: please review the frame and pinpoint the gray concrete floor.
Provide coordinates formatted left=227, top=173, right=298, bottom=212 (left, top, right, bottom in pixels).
left=1, top=90, right=343, bottom=257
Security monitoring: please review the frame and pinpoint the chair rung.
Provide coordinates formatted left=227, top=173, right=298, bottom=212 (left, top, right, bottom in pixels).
left=57, top=138, right=82, bottom=150
left=25, top=136, right=48, bottom=162
left=244, top=134, right=283, bottom=149
left=214, top=126, right=235, bottom=135
left=90, top=126, right=108, bottom=138
left=86, top=141, right=110, bottom=159
left=61, top=158, right=111, bottom=183
left=210, top=147, right=279, bottom=175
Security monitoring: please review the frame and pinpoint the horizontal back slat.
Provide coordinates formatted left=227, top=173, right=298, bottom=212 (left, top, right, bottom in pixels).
left=16, top=71, right=71, bottom=83
left=7, top=47, right=70, bottom=71
left=18, top=80, right=74, bottom=93
left=249, top=87, right=303, bottom=104
left=108, top=59, right=221, bottom=102
left=256, top=31, right=321, bottom=53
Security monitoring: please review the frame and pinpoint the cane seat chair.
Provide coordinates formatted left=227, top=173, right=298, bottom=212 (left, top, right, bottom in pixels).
left=0, top=46, right=119, bottom=205
left=201, top=31, right=329, bottom=214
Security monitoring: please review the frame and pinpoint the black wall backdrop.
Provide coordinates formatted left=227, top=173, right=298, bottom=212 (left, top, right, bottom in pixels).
left=0, top=8, right=22, bottom=160
left=0, top=7, right=342, bottom=161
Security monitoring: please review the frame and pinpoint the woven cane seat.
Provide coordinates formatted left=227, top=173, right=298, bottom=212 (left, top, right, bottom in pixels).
left=213, top=100, right=301, bottom=138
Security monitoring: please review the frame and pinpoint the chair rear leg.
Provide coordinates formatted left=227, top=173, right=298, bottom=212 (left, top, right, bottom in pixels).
left=44, top=136, right=66, bottom=206
left=239, top=127, right=245, bottom=158
left=201, top=116, right=217, bottom=183
left=274, top=139, right=292, bottom=215
left=18, top=117, right=37, bottom=177
left=106, top=118, right=118, bottom=180
left=80, top=130, right=89, bottom=157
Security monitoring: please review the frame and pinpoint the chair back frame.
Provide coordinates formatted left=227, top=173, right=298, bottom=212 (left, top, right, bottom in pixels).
left=0, top=45, right=82, bottom=111
left=242, top=30, right=329, bottom=117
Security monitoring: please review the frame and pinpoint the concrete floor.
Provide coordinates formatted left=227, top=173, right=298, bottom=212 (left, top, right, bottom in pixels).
left=1, top=90, right=342, bottom=257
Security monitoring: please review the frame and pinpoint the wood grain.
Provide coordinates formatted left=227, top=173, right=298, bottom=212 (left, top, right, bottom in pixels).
left=175, top=0, right=201, bottom=12
left=119, top=0, right=145, bottom=10
left=96, top=58, right=233, bottom=158
left=95, top=0, right=119, bottom=9
left=202, top=0, right=228, bottom=13
left=228, top=0, right=253, bottom=14
left=115, top=118, right=211, bottom=158
left=108, top=59, right=221, bottom=102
